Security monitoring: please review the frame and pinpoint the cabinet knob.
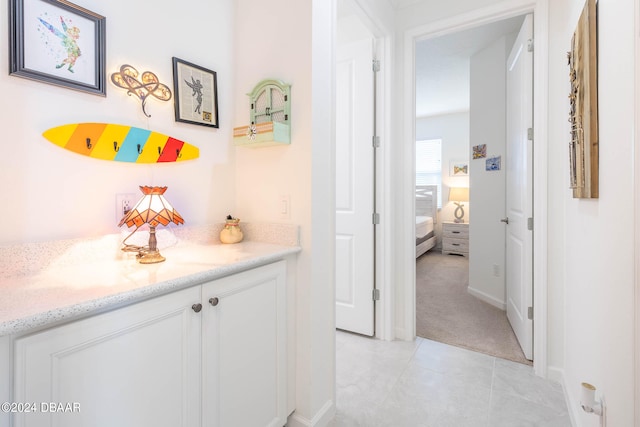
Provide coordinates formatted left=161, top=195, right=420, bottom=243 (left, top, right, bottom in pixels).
left=192, top=303, right=203, bottom=313
left=209, top=297, right=219, bottom=306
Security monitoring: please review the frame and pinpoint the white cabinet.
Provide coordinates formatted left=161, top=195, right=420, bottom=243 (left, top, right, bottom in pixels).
left=442, top=222, right=469, bottom=257
left=14, top=285, right=202, bottom=427
left=202, top=261, right=286, bottom=427
left=11, top=261, right=287, bottom=427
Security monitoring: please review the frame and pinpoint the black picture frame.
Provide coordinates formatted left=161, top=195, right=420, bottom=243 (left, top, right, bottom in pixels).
left=172, top=57, right=219, bottom=128
left=9, top=0, right=106, bottom=96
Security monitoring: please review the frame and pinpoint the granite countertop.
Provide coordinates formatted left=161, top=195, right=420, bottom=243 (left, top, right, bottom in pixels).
left=0, top=223, right=300, bottom=337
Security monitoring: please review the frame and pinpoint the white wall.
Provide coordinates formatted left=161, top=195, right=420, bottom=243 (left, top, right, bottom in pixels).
left=468, top=36, right=507, bottom=309
left=0, top=0, right=235, bottom=245
left=234, top=0, right=336, bottom=424
left=415, top=112, right=469, bottom=246
left=547, top=0, right=636, bottom=425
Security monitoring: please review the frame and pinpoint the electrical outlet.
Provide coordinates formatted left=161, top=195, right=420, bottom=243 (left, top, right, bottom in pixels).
left=116, top=193, right=137, bottom=222
left=278, top=195, right=290, bottom=220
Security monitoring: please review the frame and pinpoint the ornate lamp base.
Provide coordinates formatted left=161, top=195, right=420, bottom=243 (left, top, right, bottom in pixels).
left=137, top=249, right=166, bottom=264
left=454, top=202, right=466, bottom=223
left=137, top=227, right=166, bottom=263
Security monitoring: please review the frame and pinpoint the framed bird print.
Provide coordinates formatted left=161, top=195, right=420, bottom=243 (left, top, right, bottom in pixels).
left=172, top=57, right=219, bottom=128
left=9, top=0, right=106, bottom=96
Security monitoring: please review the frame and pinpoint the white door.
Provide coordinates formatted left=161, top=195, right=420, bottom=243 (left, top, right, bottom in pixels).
left=505, top=14, right=534, bottom=360
left=335, top=37, right=375, bottom=336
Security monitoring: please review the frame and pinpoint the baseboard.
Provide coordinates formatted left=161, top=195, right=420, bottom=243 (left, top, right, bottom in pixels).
left=394, top=326, right=404, bottom=341
left=286, top=399, right=335, bottom=427
left=394, top=326, right=414, bottom=341
left=467, top=286, right=506, bottom=310
left=546, top=365, right=564, bottom=383
left=548, top=366, right=580, bottom=427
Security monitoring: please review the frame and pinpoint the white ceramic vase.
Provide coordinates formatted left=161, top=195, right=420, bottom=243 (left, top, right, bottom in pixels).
left=220, top=219, right=244, bottom=244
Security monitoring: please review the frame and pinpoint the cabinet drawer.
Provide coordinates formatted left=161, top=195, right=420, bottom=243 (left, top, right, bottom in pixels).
left=443, top=238, right=469, bottom=253
left=443, top=224, right=469, bottom=239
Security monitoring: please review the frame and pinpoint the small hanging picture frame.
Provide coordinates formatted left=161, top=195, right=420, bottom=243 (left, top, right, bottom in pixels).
left=9, top=0, right=106, bottom=96
left=486, top=156, right=501, bottom=172
left=449, top=160, right=469, bottom=177
left=172, top=57, right=219, bottom=128
left=472, top=144, right=487, bottom=159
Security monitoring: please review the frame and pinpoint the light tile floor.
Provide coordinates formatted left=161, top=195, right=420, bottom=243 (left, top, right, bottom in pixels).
left=329, top=330, right=572, bottom=427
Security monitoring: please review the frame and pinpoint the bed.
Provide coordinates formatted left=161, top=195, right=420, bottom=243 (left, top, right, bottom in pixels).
left=416, top=185, right=437, bottom=258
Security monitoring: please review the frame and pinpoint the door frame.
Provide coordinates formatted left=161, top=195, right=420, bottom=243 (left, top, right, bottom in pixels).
left=400, top=0, right=549, bottom=377
left=634, top=0, right=640, bottom=422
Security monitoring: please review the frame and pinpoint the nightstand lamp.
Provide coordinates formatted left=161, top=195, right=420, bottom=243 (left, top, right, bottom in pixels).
left=449, top=187, right=469, bottom=223
left=118, top=186, right=184, bottom=264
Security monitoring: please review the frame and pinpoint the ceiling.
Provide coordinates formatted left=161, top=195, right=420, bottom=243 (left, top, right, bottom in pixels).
left=415, top=15, right=525, bottom=118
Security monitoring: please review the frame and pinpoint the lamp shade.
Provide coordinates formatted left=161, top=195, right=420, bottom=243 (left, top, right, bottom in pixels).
left=118, top=186, right=184, bottom=228
left=449, top=187, right=469, bottom=203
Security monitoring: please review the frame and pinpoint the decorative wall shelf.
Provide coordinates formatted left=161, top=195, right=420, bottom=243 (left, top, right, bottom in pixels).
left=234, top=79, right=291, bottom=148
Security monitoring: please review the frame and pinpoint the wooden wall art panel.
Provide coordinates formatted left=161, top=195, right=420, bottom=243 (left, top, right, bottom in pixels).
left=568, top=0, right=598, bottom=198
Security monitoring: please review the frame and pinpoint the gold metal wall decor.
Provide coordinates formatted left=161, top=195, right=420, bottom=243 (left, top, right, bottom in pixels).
left=567, top=0, right=598, bottom=199
left=111, top=64, right=172, bottom=117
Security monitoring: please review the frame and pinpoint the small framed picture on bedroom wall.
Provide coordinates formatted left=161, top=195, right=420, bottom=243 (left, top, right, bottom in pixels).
left=450, top=160, right=469, bottom=177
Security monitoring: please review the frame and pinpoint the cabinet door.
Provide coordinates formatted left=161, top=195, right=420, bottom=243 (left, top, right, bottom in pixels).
left=13, top=286, right=202, bottom=427
left=202, top=261, right=286, bottom=427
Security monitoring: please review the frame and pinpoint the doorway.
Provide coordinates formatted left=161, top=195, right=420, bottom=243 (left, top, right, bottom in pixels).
left=402, top=2, right=550, bottom=375
left=412, top=15, right=533, bottom=363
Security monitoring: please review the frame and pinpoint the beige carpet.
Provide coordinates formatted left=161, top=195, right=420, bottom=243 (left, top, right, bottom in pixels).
left=416, top=251, right=532, bottom=365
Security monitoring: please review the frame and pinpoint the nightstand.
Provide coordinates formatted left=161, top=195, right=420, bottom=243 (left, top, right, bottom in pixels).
left=442, top=222, right=469, bottom=257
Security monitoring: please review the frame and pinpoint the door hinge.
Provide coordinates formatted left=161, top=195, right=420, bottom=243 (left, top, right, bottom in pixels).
left=372, top=289, right=380, bottom=301
left=372, top=59, right=380, bottom=72
left=527, top=39, right=534, bottom=52
left=527, top=217, right=533, bottom=231
left=528, top=306, right=533, bottom=320
left=527, top=128, right=533, bottom=141
left=372, top=136, right=380, bottom=148
left=372, top=213, right=380, bottom=225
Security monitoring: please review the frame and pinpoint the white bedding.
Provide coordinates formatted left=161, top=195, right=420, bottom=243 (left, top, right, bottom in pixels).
left=416, top=216, right=434, bottom=239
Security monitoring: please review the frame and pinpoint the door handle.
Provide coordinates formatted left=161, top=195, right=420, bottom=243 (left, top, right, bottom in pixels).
left=501, top=217, right=509, bottom=224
